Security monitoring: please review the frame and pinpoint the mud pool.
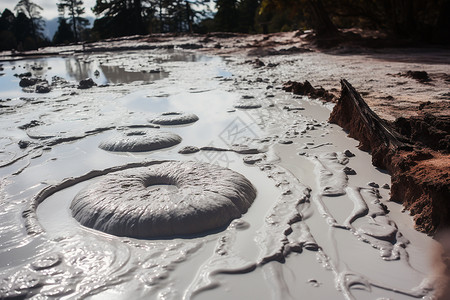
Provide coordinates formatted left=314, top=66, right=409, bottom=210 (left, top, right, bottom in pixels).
left=0, top=50, right=444, bottom=299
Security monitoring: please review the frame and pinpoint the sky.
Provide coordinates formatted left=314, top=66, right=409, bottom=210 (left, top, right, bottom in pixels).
left=1, top=0, right=97, bottom=19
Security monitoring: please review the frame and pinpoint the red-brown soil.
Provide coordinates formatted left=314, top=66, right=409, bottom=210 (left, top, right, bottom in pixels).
left=329, top=79, right=449, bottom=234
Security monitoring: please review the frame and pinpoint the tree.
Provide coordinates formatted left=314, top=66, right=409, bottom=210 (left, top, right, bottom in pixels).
left=14, top=0, right=44, bottom=44
left=53, top=17, right=75, bottom=44
left=0, top=9, right=17, bottom=50
left=214, top=0, right=239, bottom=32
left=93, top=0, right=148, bottom=36
left=57, top=0, right=89, bottom=42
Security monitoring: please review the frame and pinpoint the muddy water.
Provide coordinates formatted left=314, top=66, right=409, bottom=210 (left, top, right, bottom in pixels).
left=0, top=50, right=442, bottom=299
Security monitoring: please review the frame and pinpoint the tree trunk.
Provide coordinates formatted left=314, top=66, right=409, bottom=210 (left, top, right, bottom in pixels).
left=133, top=0, right=144, bottom=34
left=186, top=1, right=193, bottom=33
left=70, top=2, right=78, bottom=42
left=306, top=0, right=339, bottom=37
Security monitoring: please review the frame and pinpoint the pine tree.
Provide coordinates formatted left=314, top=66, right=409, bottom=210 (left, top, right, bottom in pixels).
left=14, top=0, right=44, bottom=44
left=57, top=0, right=89, bottom=42
left=53, top=17, right=75, bottom=44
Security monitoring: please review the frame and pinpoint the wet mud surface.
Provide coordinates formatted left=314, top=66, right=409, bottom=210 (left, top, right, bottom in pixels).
left=0, top=48, right=447, bottom=299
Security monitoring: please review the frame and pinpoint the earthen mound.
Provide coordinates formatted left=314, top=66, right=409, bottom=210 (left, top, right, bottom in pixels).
left=99, top=130, right=181, bottom=152
left=149, top=112, right=199, bottom=125
left=70, top=161, right=257, bottom=238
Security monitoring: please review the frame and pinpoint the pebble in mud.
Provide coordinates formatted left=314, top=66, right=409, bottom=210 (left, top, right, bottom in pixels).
left=178, top=145, right=200, bottom=154
left=35, top=84, right=51, bottom=93
left=149, top=112, right=199, bottom=125
left=99, top=130, right=181, bottom=152
left=243, top=154, right=266, bottom=164
left=343, top=166, right=356, bottom=175
left=368, top=182, right=380, bottom=188
left=70, top=161, right=257, bottom=238
left=307, top=279, right=321, bottom=287
left=77, top=78, right=97, bottom=89
left=278, top=139, right=293, bottom=144
left=344, top=150, right=355, bottom=157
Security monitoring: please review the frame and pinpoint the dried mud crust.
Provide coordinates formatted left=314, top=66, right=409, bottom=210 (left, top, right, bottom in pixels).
left=328, top=79, right=449, bottom=234
left=70, top=161, right=256, bottom=238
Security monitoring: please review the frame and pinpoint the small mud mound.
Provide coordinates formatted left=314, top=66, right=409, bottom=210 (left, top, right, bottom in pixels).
left=233, top=101, right=262, bottom=109
left=397, top=71, right=432, bottom=83
left=70, top=161, right=256, bottom=238
left=99, top=130, right=181, bottom=152
left=149, top=112, right=199, bottom=125
left=282, top=80, right=337, bottom=102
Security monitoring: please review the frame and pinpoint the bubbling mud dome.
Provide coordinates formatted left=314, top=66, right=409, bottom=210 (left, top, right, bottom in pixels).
left=149, top=112, right=199, bottom=125
left=70, top=161, right=257, bottom=238
left=99, top=130, right=182, bottom=152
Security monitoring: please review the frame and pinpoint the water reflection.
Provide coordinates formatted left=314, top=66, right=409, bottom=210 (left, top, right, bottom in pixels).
left=100, top=65, right=168, bottom=84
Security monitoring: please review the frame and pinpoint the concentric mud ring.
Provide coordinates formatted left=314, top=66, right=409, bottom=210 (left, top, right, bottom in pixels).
left=70, top=161, right=256, bottom=238
left=149, top=112, right=199, bottom=125
left=99, top=130, right=181, bottom=152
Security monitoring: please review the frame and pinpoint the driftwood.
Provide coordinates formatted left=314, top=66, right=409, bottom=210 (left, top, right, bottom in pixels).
left=329, top=79, right=409, bottom=170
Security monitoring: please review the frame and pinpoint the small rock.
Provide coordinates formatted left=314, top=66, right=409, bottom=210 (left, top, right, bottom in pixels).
left=18, top=120, right=42, bottom=130
left=19, top=77, right=38, bottom=87
left=178, top=146, right=200, bottom=154
left=368, top=182, right=379, bottom=188
left=18, top=72, right=32, bottom=78
left=35, top=84, right=51, bottom=93
left=343, top=166, right=356, bottom=175
left=78, top=78, right=97, bottom=89
left=307, top=279, right=321, bottom=287
left=278, top=139, right=293, bottom=144
left=243, top=154, right=265, bottom=165
left=344, top=150, right=355, bottom=157
left=18, top=140, right=30, bottom=149
left=382, top=183, right=390, bottom=189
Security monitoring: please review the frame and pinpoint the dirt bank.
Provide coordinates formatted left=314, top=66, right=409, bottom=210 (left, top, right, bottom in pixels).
left=328, top=79, right=449, bottom=234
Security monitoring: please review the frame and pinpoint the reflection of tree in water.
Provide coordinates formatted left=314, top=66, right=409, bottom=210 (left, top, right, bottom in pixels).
left=63, top=57, right=169, bottom=84
left=65, top=58, right=93, bottom=81
left=24, top=60, right=48, bottom=77
left=99, top=65, right=168, bottom=84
